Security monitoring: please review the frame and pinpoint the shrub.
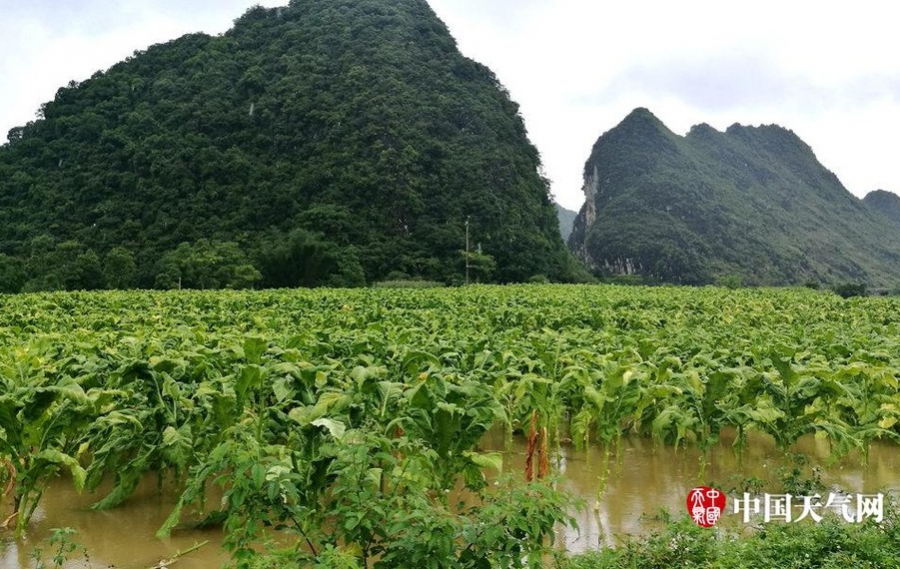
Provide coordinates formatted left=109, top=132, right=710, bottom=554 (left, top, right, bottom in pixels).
left=716, top=274, right=743, bottom=289
left=832, top=282, right=867, bottom=298
left=371, top=279, right=444, bottom=289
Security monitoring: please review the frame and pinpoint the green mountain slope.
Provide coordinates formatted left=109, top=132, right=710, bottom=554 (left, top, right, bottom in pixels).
left=568, top=108, right=900, bottom=286
left=555, top=203, right=578, bottom=242
left=0, top=0, right=578, bottom=291
left=863, top=190, right=900, bottom=225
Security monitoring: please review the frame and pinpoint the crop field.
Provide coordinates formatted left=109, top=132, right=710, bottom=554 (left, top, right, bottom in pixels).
left=2, top=285, right=900, bottom=566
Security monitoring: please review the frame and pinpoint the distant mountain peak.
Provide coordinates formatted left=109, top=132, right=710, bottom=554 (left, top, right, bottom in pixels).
left=624, top=106, right=660, bottom=120
left=863, top=189, right=900, bottom=225
left=865, top=188, right=894, bottom=199
left=616, top=107, right=673, bottom=134
left=580, top=107, right=679, bottom=180
left=568, top=109, right=900, bottom=286
left=687, top=122, right=718, bottom=135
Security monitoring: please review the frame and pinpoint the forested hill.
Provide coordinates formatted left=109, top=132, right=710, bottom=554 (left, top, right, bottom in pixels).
left=0, top=0, right=582, bottom=292
left=568, top=108, right=900, bottom=287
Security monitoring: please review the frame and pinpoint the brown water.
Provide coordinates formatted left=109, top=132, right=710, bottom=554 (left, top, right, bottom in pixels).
left=0, top=475, right=228, bottom=569
left=3, top=432, right=899, bottom=567
left=481, top=430, right=900, bottom=553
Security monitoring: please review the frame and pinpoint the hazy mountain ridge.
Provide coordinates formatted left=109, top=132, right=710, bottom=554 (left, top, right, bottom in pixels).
left=569, top=108, right=900, bottom=286
left=555, top=203, right=578, bottom=242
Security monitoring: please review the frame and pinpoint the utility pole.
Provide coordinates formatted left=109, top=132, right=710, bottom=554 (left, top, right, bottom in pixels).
left=465, top=216, right=470, bottom=286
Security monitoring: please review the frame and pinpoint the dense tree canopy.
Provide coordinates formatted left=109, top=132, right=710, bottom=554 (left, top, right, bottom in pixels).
left=0, top=0, right=584, bottom=291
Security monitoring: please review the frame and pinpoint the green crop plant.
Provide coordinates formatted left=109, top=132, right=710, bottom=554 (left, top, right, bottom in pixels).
left=3, top=285, right=900, bottom=564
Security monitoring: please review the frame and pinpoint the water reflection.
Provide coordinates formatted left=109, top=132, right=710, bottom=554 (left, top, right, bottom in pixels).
left=482, top=429, right=900, bottom=553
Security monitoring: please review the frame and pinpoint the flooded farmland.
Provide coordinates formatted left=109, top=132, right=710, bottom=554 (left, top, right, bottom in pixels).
left=4, top=430, right=899, bottom=567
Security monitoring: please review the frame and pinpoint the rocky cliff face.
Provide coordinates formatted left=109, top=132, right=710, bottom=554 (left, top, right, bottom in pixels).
left=568, top=108, right=900, bottom=286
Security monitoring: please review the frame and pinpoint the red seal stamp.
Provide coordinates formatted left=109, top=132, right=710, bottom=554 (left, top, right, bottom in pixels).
left=687, top=486, right=726, bottom=527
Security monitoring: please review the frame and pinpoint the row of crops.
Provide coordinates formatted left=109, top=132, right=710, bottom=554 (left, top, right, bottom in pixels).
left=2, top=285, right=900, bottom=566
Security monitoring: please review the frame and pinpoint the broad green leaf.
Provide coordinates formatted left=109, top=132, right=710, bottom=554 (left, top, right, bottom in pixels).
left=311, top=418, right=346, bottom=440
left=243, top=337, right=268, bottom=364
left=463, top=451, right=503, bottom=473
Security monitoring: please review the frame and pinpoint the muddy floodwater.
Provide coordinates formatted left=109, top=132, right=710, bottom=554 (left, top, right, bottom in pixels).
left=4, top=431, right=900, bottom=567
left=0, top=475, right=228, bottom=569
left=482, top=429, right=900, bottom=553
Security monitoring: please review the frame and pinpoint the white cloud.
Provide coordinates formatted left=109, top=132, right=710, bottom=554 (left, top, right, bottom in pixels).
left=0, top=1, right=284, bottom=139
left=2, top=1, right=899, bottom=211
left=429, top=0, right=900, bottom=210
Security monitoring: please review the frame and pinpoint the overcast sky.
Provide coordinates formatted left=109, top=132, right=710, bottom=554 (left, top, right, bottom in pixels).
left=2, top=1, right=899, bottom=211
